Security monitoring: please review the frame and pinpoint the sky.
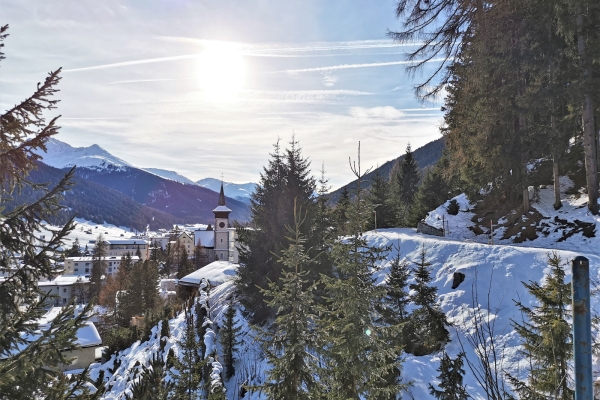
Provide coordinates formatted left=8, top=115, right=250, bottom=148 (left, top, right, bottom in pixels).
left=0, top=0, right=444, bottom=189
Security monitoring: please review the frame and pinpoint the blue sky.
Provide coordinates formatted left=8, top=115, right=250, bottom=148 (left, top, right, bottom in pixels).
left=0, top=0, right=444, bottom=188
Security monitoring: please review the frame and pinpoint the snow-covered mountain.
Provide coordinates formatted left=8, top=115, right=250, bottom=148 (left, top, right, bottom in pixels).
left=34, top=138, right=132, bottom=170
left=197, top=178, right=256, bottom=202
left=142, top=168, right=197, bottom=185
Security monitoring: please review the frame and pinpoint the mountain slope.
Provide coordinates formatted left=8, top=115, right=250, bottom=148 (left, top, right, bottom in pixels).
left=35, top=138, right=132, bottom=170
left=197, top=178, right=256, bottom=202
left=328, top=137, right=445, bottom=204
left=143, top=168, right=198, bottom=185
left=71, top=166, right=250, bottom=223
left=3, top=162, right=182, bottom=231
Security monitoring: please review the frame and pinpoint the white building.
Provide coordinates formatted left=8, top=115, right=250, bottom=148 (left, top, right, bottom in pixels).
left=38, top=275, right=90, bottom=306
left=64, top=256, right=141, bottom=276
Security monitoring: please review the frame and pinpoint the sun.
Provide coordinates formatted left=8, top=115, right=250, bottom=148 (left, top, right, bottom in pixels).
left=198, top=45, right=245, bottom=102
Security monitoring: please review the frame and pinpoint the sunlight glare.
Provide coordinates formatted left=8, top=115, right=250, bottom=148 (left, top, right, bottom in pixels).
left=198, top=45, right=245, bottom=102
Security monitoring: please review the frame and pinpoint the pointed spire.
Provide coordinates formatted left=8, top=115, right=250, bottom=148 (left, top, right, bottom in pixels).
left=218, top=182, right=226, bottom=206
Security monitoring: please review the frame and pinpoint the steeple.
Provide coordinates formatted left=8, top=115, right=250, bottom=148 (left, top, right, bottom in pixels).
left=218, top=182, right=226, bottom=206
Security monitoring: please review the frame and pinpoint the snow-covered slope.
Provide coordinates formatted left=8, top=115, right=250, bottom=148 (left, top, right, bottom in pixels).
left=197, top=178, right=257, bottom=202
left=84, top=178, right=600, bottom=399
left=142, top=168, right=197, bottom=185
left=34, top=138, right=132, bottom=170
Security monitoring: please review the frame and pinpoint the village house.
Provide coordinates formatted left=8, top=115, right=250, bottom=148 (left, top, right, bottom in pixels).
left=64, top=256, right=141, bottom=276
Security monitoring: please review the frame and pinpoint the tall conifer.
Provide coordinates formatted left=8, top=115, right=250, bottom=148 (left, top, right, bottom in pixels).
left=509, top=252, right=572, bottom=399
left=0, top=25, right=97, bottom=398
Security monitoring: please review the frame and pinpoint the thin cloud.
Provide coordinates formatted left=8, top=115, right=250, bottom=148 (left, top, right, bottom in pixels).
left=63, top=54, right=200, bottom=73
left=272, top=58, right=446, bottom=74
left=105, top=78, right=193, bottom=85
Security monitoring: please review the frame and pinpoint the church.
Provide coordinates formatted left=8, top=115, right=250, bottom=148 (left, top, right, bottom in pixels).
left=193, top=182, right=238, bottom=264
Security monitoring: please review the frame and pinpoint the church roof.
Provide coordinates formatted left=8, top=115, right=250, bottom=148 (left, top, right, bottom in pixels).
left=213, top=205, right=232, bottom=213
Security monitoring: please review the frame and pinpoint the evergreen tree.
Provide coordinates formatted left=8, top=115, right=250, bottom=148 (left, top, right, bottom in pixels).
left=392, top=144, right=420, bottom=226
left=0, top=24, right=97, bottom=398
left=318, top=144, right=407, bottom=398
left=89, top=234, right=107, bottom=302
left=236, top=138, right=319, bottom=322
left=140, top=260, right=161, bottom=311
left=409, top=158, right=454, bottom=226
left=193, top=242, right=208, bottom=269
left=428, top=352, right=470, bottom=400
left=368, top=167, right=394, bottom=229
left=176, top=246, right=192, bottom=280
left=259, top=201, right=319, bottom=398
left=404, top=246, right=450, bottom=356
left=171, top=307, right=203, bottom=400
left=65, top=237, right=82, bottom=258
left=381, top=246, right=411, bottom=326
left=508, top=252, right=573, bottom=399
left=219, top=299, right=241, bottom=380
left=333, top=186, right=351, bottom=235
left=126, top=353, right=174, bottom=400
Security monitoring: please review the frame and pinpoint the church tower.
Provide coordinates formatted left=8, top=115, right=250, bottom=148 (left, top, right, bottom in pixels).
left=213, top=182, right=231, bottom=262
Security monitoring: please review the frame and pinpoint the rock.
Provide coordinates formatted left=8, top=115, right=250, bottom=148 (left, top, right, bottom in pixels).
left=452, top=272, right=465, bottom=289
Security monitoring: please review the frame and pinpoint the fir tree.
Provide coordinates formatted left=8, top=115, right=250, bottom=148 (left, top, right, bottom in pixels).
left=368, top=166, right=394, bottom=229
left=259, top=201, right=319, bottom=399
left=318, top=144, right=407, bottom=398
left=392, top=144, right=420, bottom=226
left=126, top=353, right=174, bottom=400
left=508, top=252, right=573, bottom=399
left=65, top=237, right=82, bottom=257
left=333, top=186, right=351, bottom=235
left=171, top=307, right=203, bottom=400
left=236, top=137, right=319, bottom=322
left=89, top=234, right=107, bottom=302
left=139, top=260, right=160, bottom=311
left=428, top=352, right=470, bottom=400
left=219, top=299, right=241, bottom=380
left=404, top=246, right=450, bottom=356
left=382, top=245, right=411, bottom=325
left=0, top=24, right=97, bottom=398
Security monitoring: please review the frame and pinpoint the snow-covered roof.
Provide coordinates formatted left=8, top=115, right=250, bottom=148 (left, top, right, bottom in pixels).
left=38, top=275, right=90, bottom=287
left=65, top=256, right=140, bottom=262
left=194, top=230, right=215, bottom=248
left=104, top=239, right=148, bottom=245
left=212, top=205, right=232, bottom=213
left=178, top=261, right=238, bottom=287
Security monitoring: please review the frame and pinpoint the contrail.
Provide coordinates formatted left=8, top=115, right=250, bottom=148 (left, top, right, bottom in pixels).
left=63, top=54, right=199, bottom=73
left=272, top=58, right=446, bottom=73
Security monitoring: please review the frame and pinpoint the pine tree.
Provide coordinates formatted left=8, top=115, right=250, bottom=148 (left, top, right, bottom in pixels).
left=126, top=353, right=174, bottom=400
left=236, top=138, right=319, bottom=322
left=409, top=159, right=454, bottom=226
left=259, top=201, right=320, bottom=399
left=508, top=252, right=573, bottom=399
left=65, top=237, right=82, bottom=257
left=428, top=352, right=470, bottom=400
left=392, top=144, right=420, bottom=226
left=404, top=246, right=450, bottom=356
left=382, top=246, right=411, bottom=326
left=140, top=260, right=160, bottom=312
left=0, top=24, right=97, bottom=398
left=89, top=234, right=107, bottom=302
left=333, top=186, right=351, bottom=235
left=368, top=167, right=394, bottom=229
left=318, top=144, right=407, bottom=398
left=171, top=307, right=203, bottom=400
left=219, top=299, right=241, bottom=380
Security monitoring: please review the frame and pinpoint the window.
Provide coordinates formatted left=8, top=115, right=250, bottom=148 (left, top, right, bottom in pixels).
left=63, top=288, right=67, bottom=293
left=85, top=268, right=90, bottom=273
left=85, top=263, right=90, bottom=266
left=108, top=267, right=112, bottom=272
left=221, top=239, right=223, bottom=243
left=74, top=263, right=79, bottom=266
left=74, top=268, right=79, bottom=272
left=63, top=298, right=67, bottom=304
left=220, top=252, right=224, bottom=260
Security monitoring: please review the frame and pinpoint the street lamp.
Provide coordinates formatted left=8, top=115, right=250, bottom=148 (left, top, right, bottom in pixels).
left=373, top=204, right=382, bottom=232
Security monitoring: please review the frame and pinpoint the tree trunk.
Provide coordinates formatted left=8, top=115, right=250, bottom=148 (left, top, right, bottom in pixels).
left=553, top=157, right=562, bottom=210
left=577, top=1, right=599, bottom=214
left=523, top=188, right=530, bottom=214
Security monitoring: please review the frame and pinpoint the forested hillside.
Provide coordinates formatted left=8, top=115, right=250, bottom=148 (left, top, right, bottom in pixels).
left=3, top=162, right=182, bottom=231
left=327, top=137, right=444, bottom=204
left=71, top=166, right=250, bottom=223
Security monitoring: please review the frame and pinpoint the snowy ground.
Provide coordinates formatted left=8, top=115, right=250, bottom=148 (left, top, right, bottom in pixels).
left=80, top=178, right=600, bottom=399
